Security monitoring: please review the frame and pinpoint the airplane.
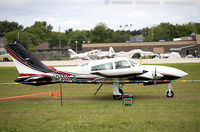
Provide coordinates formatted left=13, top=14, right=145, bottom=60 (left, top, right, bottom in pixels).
left=5, top=43, right=188, bottom=100
left=112, top=48, right=157, bottom=59
left=68, top=47, right=114, bottom=60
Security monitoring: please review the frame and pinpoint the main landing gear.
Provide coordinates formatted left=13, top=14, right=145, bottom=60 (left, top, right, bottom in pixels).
left=165, top=83, right=174, bottom=98
left=113, top=83, right=124, bottom=100
left=94, top=82, right=124, bottom=100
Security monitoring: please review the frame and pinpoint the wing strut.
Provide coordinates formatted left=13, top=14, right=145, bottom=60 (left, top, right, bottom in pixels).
left=59, top=83, right=63, bottom=107
left=94, top=83, right=103, bottom=95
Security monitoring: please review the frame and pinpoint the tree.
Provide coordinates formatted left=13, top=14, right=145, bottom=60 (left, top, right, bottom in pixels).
left=24, top=21, right=53, bottom=44
left=194, top=23, right=200, bottom=34
left=5, top=30, right=39, bottom=52
left=90, top=23, right=112, bottom=43
left=5, top=21, right=53, bottom=51
left=142, top=22, right=200, bottom=42
left=111, top=30, right=130, bottom=42
left=0, top=20, right=23, bottom=37
left=48, top=32, right=67, bottom=49
left=65, top=28, right=74, bottom=45
left=70, top=30, right=87, bottom=50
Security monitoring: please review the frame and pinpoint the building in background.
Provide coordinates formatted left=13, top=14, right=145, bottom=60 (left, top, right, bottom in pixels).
left=82, top=35, right=200, bottom=57
left=129, top=36, right=144, bottom=42
left=34, top=42, right=70, bottom=60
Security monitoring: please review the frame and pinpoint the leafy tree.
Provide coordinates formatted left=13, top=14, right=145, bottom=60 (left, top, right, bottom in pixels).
left=4, top=20, right=200, bottom=53
left=90, top=23, right=112, bottom=43
left=65, top=28, right=74, bottom=45
left=48, top=32, right=67, bottom=49
left=5, top=30, right=39, bottom=51
left=194, top=23, right=200, bottom=33
left=24, top=21, right=53, bottom=44
left=5, top=21, right=53, bottom=52
left=111, top=30, right=130, bottom=42
left=142, top=22, right=200, bottom=41
left=0, top=20, right=23, bottom=37
left=70, top=30, right=87, bottom=50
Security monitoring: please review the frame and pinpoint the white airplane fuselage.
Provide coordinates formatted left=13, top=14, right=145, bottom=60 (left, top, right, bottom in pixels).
left=54, top=57, right=187, bottom=81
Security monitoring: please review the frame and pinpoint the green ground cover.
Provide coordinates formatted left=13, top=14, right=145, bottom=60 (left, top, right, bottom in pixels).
left=0, top=63, right=199, bottom=132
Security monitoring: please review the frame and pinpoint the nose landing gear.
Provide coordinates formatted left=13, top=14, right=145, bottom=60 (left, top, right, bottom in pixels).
left=165, top=83, right=174, bottom=98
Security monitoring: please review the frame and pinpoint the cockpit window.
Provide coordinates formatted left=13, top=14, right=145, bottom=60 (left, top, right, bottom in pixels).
left=91, top=62, right=113, bottom=71
left=115, top=60, right=130, bottom=69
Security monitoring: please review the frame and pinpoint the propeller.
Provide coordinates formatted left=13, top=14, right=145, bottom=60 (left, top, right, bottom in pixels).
left=153, top=67, right=157, bottom=90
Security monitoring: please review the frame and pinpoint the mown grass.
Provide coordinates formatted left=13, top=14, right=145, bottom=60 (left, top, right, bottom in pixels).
left=0, top=63, right=200, bottom=132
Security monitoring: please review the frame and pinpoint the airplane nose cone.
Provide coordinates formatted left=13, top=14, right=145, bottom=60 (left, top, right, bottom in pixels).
left=179, top=70, right=188, bottom=77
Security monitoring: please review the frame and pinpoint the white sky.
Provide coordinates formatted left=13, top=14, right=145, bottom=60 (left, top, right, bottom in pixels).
left=0, top=0, right=200, bottom=32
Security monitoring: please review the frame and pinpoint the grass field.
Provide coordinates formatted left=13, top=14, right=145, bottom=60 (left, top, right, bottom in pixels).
left=0, top=63, right=200, bottom=132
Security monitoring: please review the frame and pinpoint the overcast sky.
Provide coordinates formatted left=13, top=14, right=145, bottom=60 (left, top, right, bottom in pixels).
left=0, top=0, right=200, bottom=32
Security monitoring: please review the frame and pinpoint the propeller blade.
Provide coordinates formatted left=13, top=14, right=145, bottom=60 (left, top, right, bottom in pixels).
left=154, top=67, right=157, bottom=90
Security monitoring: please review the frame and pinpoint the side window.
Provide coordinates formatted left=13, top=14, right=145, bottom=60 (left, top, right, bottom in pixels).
left=115, top=60, right=130, bottom=69
left=91, top=62, right=113, bottom=71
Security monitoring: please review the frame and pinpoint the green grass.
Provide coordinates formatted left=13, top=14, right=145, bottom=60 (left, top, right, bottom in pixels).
left=0, top=63, right=200, bottom=132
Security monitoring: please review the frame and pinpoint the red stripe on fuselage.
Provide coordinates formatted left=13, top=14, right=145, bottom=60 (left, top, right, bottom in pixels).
left=47, top=66, right=73, bottom=75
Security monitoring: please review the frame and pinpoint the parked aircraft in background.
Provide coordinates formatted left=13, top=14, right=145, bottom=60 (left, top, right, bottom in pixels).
left=68, top=49, right=92, bottom=60
left=68, top=47, right=115, bottom=60
left=159, top=52, right=181, bottom=59
left=6, top=43, right=188, bottom=100
left=112, top=48, right=157, bottom=59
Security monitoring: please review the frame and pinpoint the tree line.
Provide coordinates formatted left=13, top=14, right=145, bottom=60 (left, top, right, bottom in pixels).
left=1, top=20, right=200, bottom=52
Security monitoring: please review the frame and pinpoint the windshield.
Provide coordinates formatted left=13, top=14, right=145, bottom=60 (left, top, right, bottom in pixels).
left=115, top=60, right=130, bottom=69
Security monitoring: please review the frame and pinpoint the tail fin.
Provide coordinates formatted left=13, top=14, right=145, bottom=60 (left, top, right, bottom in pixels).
left=5, top=43, right=75, bottom=85
left=68, top=49, right=77, bottom=55
left=109, top=47, right=115, bottom=57
left=5, top=43, right=53, bottom=76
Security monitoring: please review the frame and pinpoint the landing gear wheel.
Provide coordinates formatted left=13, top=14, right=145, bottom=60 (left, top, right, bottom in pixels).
left=113, top=89, right=123, bottom=100
left=165, top=90, right=174, bottom=98
left=119, top=88, right=123, bottom=95
left=113, top=95, right=123, bottom=100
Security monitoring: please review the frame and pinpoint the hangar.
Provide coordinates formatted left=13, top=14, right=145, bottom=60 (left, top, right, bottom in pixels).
left=82, top=34, right=200, bottom=57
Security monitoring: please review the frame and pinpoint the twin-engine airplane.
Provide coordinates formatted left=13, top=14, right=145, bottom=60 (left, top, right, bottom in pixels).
left=5, top=43, right=188, bottom=100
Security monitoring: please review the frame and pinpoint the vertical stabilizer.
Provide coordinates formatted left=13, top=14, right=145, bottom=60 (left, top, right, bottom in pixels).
left=5, top=43, right=53, bottom=76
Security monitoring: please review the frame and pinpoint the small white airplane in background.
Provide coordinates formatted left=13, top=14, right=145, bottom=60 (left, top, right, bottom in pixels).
left=112, top=48, right=157, bottom=58
left=6, top=44, right=188, bottom=100
left=68, top=49, right=92, bottom=60
left=68, top=47, right=115, bottom=60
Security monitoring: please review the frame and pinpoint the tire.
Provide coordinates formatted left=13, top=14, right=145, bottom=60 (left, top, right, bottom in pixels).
left=119, top=88, right=123, bottom=95
left=113, top=95, right=123, bottom=100
left=165, top=90, right=174, bottom=98
left=113, top=89, right=123, bottom=100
